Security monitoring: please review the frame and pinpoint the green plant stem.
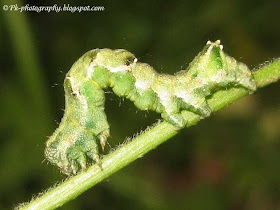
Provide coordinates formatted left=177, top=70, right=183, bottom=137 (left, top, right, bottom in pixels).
left=20, top=59, right=280, bottom=210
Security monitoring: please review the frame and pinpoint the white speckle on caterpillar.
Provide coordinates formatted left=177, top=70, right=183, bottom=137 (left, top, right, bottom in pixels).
left=176, top=91, right=195, bottom=103
left=79, top=95, right=89, bottom=110
left=206, top=45, right=214, bottom=56
left=110, top=65, right=130, bottom=72
left=211, top=70, right=227, bottom=83
left=135, top=80, right=151, bottom=90
left=87, top=62, right=96, bottom=77
left=67, top=76, right=88, bottom=109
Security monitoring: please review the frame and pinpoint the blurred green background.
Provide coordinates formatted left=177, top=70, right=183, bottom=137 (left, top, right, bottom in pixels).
left=1, top=0, right=280, bottom=209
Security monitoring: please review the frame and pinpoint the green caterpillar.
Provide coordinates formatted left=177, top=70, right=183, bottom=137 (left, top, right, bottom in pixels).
left=45, top=40, right=256, bottom=175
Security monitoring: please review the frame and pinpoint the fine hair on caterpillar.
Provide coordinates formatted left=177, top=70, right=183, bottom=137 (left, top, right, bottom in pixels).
left=45, top=40, right=256, bottom=175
